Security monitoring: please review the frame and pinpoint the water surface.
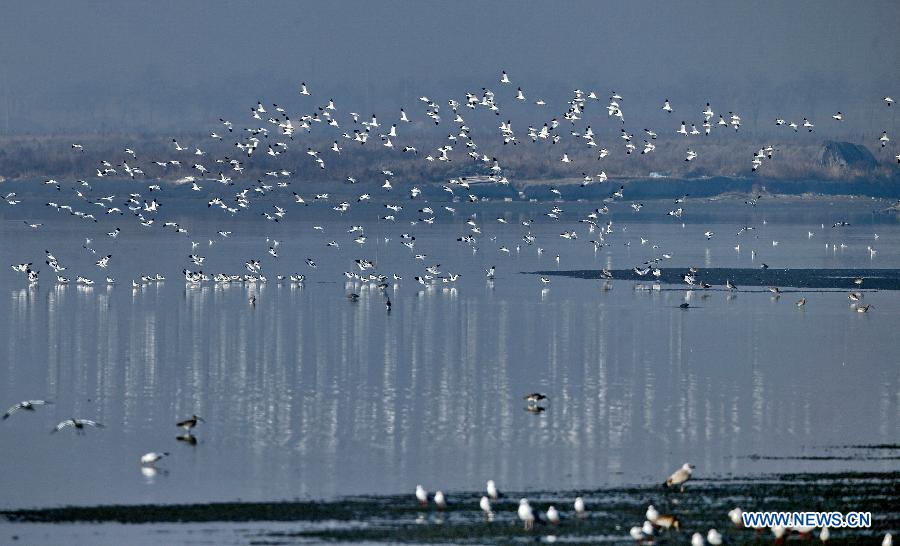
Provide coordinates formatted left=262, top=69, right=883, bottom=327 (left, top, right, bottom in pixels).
left=0, top=195, right=897, bottom=513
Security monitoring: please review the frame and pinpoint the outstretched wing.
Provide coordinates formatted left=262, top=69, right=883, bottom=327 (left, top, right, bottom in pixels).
left=52, top=419, right=75, bottom=433
left=2, top=402, right=27, bottom=420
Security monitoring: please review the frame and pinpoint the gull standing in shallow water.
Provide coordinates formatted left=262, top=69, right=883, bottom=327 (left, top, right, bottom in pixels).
left=665, top=462, right=695, bottom=491
left=433, top=490, right=446, bottom=509
left=574, top=496, right=586, bottom=517
left=546, top=505, right=560, bottom=525
left=486, top=479, right=501, bottom=500
left=518, top=498, right=541, bottom=530
left=479, top=496, right=492, bottom=519
left=415, top=484, right=428, bottom=506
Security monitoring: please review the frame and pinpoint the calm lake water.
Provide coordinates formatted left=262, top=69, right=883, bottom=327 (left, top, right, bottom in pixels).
left=0, top=192, right=898, bottom=526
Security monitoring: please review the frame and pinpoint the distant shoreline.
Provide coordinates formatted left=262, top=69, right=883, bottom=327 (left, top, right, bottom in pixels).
left=2, top=174, right=900, bottom=203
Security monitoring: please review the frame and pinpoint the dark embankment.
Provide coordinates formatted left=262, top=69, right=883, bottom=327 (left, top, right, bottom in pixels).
left=531, top=268, right=900, bottom=291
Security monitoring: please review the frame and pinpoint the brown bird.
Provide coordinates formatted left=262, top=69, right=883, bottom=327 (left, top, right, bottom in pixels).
left=655, top=513, right=681, bottom=530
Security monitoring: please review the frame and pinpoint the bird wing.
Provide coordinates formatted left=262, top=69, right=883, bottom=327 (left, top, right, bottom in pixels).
left=667, top=468, right=688, bottom=484
left=80, top=420, right=104, bottom=428
left=52, top=419, right=75, bottom=432
left=2, top=402, right=25, bottom=419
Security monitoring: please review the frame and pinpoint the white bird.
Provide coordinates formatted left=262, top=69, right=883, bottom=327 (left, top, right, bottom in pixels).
left=707, top=528, right=723, bottom=545
left=415, top=485, right=428, bottom=506
left=546, top=505, right=560, bottom=525
left=479, top=495, right=492, bottom=517
left=518, top=498, right=537, bottom=530
left=433, top=490, right=446, bottom=509
left=140, top=452, right=169, bottom=465
left=630, top=526, right=646, bottom=541
left=665, top=462, right=694, bottom=490
left=574, top=496, right=586, bottom=517
left=486, top=479, right=501, bottom=499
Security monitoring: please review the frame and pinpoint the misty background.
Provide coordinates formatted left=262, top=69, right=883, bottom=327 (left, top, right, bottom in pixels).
left=0, top=1, right=897, bottom=138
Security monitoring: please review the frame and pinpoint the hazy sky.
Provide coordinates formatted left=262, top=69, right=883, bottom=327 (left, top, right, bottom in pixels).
left=1, top=1, right=897, bottom=134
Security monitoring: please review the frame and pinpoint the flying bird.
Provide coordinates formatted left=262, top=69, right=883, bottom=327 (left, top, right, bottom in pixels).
left=3, top=400, right=52, bottom=420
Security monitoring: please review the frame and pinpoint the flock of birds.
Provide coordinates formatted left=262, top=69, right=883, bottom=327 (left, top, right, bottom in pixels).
left=4, top=71, right=896, bottom=298
left=2, top=72, right=897, bottom=541
left=412, top=469, right=893, bottom=545
left=1, top=389, right=895, bottom=543
left=2, top=398, right=204, bottom=474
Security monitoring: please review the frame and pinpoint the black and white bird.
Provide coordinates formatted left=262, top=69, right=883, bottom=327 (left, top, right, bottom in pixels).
left=3, top=399, right=52, bottom=420
left=176, top=415, right=205, bottom=431
left=524, top=393, right=548, bottom=404
left=52, top=418, right=104, bottom=433
left=140, top=452, right=169, bottom=465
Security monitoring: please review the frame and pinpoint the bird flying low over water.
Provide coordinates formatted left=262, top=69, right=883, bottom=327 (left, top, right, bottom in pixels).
left=3, top=400, right=52, bottom=420
left=52, top=418, right=104, bottom=433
